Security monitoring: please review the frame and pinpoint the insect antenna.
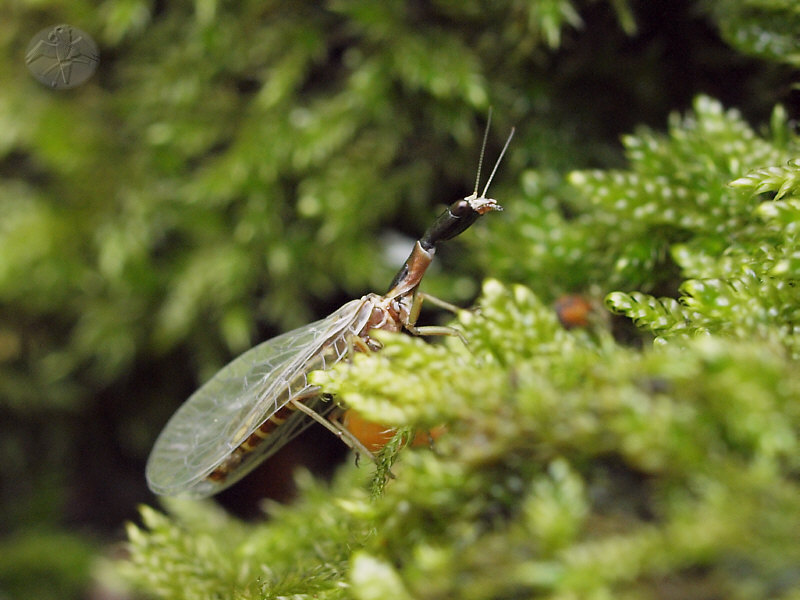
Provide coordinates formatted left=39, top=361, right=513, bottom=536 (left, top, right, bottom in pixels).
left=480, top=125, right=515, bottom=199
left=403, top=113, right=513, bottom=261
left=472, top=107, right=493, bottom=196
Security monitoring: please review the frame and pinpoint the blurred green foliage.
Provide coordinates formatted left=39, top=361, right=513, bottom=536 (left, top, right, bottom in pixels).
left=0, top=529, right=95, bottom=600
left=1, top=0, right=799, bottom=599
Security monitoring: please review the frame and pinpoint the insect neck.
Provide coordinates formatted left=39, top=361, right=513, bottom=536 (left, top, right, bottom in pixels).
left=385, top=195, right=501, bottom=300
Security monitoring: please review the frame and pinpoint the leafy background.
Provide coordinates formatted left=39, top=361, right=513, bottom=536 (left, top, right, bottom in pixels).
left=1, top=0, right=799, bottom=599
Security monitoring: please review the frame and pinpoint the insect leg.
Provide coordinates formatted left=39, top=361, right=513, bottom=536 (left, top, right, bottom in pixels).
left=289, top=397, right=377, bottom=462
left=403, top=291, right=469, bottom=346
left=348, top=331, right=377, bottom=356
left=415, top=292, right=469, bottom=316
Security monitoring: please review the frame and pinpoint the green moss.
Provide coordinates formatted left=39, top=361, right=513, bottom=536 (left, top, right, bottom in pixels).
left=123, top=277, right=800, bottom=598
left=4, top=1, right=800, bottom=599
left=117, top=28, right=800, bottom=600
left=602, top=99, right=800, bottom=354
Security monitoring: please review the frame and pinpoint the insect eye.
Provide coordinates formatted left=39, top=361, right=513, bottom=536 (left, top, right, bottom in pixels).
left=450, top=200, right=472, bottom=217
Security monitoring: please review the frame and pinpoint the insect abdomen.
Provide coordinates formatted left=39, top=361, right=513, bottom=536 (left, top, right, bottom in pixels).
left=205, top=335, right=350, bottom=483
left=206, top=401, right=299, bottom=481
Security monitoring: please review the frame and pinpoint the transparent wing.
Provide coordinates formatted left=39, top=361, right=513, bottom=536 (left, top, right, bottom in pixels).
left=146, top=298, right=372, bottom=497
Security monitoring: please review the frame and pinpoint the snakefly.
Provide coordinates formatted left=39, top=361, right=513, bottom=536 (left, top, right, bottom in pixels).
left=146, top=119, right=514, bottom=498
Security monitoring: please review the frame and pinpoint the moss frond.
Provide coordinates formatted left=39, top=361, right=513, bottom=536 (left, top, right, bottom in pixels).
left=731, top=159, right=800, bottom=200
left=119, top=90, right=800, bottom=599
left=605, top=112, right=800, bottom=354
left=120, top=502, right=249, bottom=599
left=709, top=0, right=800, bottom=66
left=486, top=95, right=799, bottom=297
left=121, top=273, right=800, bottom=598
left=122, top=470, right=378, bottom=599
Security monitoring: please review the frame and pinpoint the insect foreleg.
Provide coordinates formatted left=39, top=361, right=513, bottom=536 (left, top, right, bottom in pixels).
left=414, top=292, right=466, bottom=315
left=402, top=291, right=469, bottom=347
left=348, top=332, right=376, bottom=357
